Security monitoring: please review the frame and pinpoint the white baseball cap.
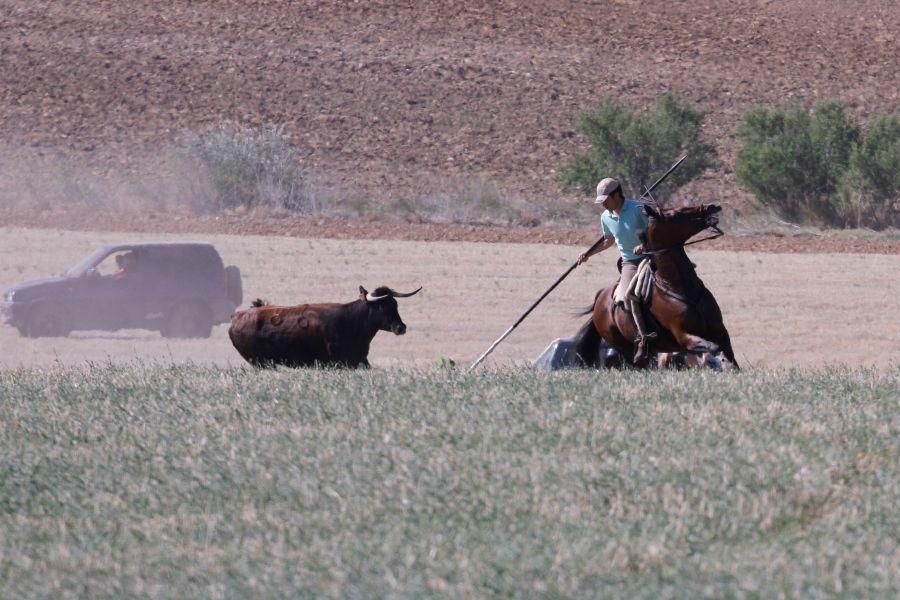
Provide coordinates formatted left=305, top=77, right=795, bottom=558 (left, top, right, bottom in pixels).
left=594, top=178, right=621, bottom=204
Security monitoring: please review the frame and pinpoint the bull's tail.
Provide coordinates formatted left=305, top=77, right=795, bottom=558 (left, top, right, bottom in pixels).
left=251, top=298, right=270, bottom=308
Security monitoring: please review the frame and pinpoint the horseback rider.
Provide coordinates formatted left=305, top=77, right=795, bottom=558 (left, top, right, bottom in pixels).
left=577, top=177, right=657, bottom=363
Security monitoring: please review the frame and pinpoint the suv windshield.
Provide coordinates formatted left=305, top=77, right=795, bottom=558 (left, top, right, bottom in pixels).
left=64, top=247, right=113, bottom=278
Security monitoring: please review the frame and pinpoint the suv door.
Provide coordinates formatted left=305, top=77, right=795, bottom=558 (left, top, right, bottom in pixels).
left=66, top=250, right=152, bottom=331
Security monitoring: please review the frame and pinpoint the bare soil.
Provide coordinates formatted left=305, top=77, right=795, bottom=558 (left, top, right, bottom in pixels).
left=1, top=207, right=898, bottom=255
left=2, top=1, right=899, bottom=207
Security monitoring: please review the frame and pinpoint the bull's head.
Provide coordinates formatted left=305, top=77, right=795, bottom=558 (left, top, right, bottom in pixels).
left=358, top=285, right=422, bottom=335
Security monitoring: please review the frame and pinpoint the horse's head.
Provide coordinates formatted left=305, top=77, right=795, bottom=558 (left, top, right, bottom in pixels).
left=643, top=203, right=722, bottom=251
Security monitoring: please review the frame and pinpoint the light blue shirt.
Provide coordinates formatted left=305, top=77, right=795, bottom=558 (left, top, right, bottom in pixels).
left=601, top=199, right=650, bottom=261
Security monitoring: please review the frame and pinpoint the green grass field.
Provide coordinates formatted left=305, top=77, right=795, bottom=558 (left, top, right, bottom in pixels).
left=1, top=364, right=897, bottom=597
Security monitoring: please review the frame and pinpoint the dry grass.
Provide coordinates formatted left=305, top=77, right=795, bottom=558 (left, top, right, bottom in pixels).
left=0, top=227, right=898, bottom=369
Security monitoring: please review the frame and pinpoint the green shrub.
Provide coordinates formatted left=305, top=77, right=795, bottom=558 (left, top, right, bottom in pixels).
left=735, top=104, right=832, bottom=221
left=186, top=122, right=311, bottom=213
left=558, top=93, right=715, bottom=203
left=737, top=102, right=900, bottom=228
left=839, top=114, right=900, bottom=228
left=735, top=101, right=859, bottom=224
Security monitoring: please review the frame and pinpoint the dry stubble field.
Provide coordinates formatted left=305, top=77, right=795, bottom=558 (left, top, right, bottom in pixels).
left=1, top=227, right=897, bottom=369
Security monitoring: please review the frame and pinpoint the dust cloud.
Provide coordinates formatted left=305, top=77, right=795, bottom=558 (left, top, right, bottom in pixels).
left=0, top=141, right=212, bottom=217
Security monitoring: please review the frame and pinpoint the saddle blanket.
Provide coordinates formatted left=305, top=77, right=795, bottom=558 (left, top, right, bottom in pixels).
left=614, top=258, right=652, bottom=305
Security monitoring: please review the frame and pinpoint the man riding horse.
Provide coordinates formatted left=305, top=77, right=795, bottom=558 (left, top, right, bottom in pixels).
left=574, top=177, right=738, bottom=370
left=577, top=177, right=657, bottom=363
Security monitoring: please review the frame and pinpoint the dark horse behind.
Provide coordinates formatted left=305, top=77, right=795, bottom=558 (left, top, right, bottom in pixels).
left=574, top=203, right=739, bottom=369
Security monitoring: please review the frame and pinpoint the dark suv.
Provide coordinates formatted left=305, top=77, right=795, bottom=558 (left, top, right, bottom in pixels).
left=1, top=242, right=242, bottom=338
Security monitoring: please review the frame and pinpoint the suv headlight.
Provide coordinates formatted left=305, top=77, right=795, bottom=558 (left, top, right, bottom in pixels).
left=3, top=290, right=13, bottom=302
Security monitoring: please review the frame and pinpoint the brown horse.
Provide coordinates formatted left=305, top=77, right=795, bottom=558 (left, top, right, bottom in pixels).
left=574, top=203, right=739, bottom=369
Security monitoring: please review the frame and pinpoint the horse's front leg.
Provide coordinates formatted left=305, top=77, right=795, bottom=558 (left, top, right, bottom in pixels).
left=669, top=331, right=721, bottom=356
left=647, top=298, right=719, bottom=357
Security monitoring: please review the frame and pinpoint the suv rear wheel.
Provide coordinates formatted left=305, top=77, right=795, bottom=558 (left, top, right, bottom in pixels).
left=161, top=302, right=213, bottom=339
left=224, top=265, right=242, bottom=306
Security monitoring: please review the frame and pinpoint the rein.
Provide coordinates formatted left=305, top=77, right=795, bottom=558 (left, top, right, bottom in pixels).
left=640, top=225, right=724, bottom=256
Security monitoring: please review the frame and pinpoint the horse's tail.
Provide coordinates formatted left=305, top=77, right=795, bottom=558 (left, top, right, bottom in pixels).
left=574, top=288, right=606, bottom=318
left=572, top=316, right=603, bottom=368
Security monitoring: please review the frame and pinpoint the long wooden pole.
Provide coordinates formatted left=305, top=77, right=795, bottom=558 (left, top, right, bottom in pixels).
left=466, top=235, right=606, bottom=372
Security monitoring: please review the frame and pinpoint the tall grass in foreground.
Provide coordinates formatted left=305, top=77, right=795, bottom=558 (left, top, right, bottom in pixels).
left=0, top=365, right=897, bottom=597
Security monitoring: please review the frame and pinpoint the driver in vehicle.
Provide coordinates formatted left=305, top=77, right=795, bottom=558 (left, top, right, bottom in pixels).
left=111, top=252, right=137, bottom=278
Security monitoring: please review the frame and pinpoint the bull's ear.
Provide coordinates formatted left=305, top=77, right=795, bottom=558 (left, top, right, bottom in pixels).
left=359, top=286, right=367, bottom=300
left=643, top=204, right=661, bottom=219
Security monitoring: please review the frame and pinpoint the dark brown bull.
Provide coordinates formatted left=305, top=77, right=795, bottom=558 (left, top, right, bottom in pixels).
left=228, top=285, right=421, bottom=368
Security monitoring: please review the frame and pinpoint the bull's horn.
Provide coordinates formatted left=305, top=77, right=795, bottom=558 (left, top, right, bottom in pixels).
left=365, top=291, right=390, bottom=302
left=390, top=286, right=423, bottom=298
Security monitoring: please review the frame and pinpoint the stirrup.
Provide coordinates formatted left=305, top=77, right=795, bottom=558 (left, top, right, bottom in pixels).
left=634, top=340, right=651, bottom=363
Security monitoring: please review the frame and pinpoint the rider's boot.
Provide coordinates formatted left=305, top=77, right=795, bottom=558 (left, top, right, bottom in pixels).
left=628, top=298, right=657, bottom=364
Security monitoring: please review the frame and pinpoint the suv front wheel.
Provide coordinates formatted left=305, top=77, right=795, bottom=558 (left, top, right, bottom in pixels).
left=161, top=302, right=213, bottom=339
left=23, top=302, right=70, bottom=338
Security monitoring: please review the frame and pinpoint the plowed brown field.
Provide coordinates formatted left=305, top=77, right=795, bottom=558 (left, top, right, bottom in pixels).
left=2, top=1, right=898, bottom=208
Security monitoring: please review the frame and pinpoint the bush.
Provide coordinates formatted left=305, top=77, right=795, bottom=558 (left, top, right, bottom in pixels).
left=186, top=122, right=312, bottom=213
left=558, top=93, right=715, bottom=204
left=737, top=102, right=900, bottom=228
left=735, top=101, right=858, bottom=224
left=839, top=114, right=900, bottom=228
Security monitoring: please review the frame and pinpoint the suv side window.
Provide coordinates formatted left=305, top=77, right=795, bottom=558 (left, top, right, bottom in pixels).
left=96, top=251, right=133, bottom=277
left=142, top=246, right=224, bottom=281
